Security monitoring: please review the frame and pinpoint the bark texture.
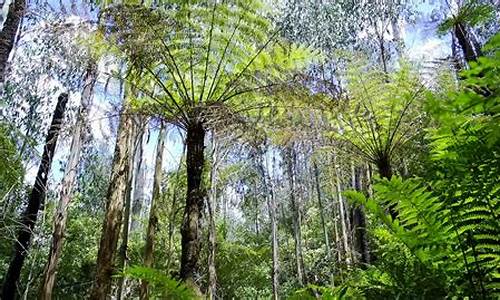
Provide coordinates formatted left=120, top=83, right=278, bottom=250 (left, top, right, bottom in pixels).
left=0, top=0, right=25, bottom=83
left=116, top=119, right=141, bottom=300
left=207, top=134, right=218, bottom=300
left=454, top=22, right=482, bottom=63
left=351, top=166, right=370, bottom=265
left=139, top=124, right=166, bottom=300
left=256, top=147, right=279, bottom=299
left=131, top=119, right=148, bottom=232
left=1, top=93, right=68, bottom=300
left=180, top=121, right=206, bottom=289
left=90, top=107, right=133, bottom=300
left=268, top=153, right=279, bottom=300
left=334, top=154, right=352, bottom=266
left=40, top=64, right=97, bottom=300
left=313, top=162, right=330, bottom=254
left=285, top=145, right=305, bottom=285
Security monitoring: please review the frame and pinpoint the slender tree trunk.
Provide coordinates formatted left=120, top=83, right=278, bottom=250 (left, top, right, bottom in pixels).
left=165, top=146, right=185, bottom=272
left=334, top=153, right=352, bottom=266
left=313, top=162, right=330, bottom=254
left=332, top=195, right=342, bottom=265
left=40, top=64, right=97, bottom=300
left=139, top=124, right=166, bottom=300
left=0, top=0, right=25, bottom=83
left=1, top=93, right=68, bottom=300
left=131, top=119, right=148, bottom=232
left=207, top=133, right=218, bottom=300
left=180, top=121, right=206, bottom=291
left=90, top=106, right=133, bottom=300
left=116, top=119, right=140, bottom=300
left=268, top=151, right=279, bottom=300
left=351, top=164, right=370, bottom=265
left=256, top=147, right=279, bottom=300
left=285, top=145, right=305, bottom=286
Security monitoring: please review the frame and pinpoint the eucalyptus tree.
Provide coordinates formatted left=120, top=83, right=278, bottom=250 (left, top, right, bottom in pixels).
left=98, top=1, right=311, bottom=292
left=2, top=93, right=68, bottom=300
left=140, top=123, right=166, bottom=300
left=90, top=94, right=134, bottom=299
left=39, top=61, right=98, bottom=300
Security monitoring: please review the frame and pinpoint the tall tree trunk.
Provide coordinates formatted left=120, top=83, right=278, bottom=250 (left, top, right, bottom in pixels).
left=351, top=164, right=370, bottom=265
left=454, top=22, right=482, bottom=64
left=139, top=124, right=166, bottom=300
left=0, top=0, right=25, bottom=83
left=180, top=120, right=206, bottom=291
left=40, top=63, right=97, bottom=300
left=285, top=145, right=305, bottom=286
left=256, top=147, right=279, bottom=300
left=333, top=153, right=352, bottom=266
left=131, top=119, right=148, bottom=232
left=207, top=133, right=218, bottom=300
left=313, top=162, right=330, bottom=254
left=90, top=105, right=133, bottom=300
left=268, top=151, right=279, bottom=300
left=1, top=93, right=68, bottom=300
left=116, top=119, right=140, bottom=300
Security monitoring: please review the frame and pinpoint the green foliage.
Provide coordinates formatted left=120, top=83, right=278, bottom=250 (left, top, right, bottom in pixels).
left=122, top=266, right=198, bottom=299
left=98, top=1, right=313, bottom=124
left=438, top=0, right=495, bottom=35
left=215, top=225, right=272, bottom=299
left=0, top=123, right=24, bottom=199
left=328, top=61, right=426, bottom=170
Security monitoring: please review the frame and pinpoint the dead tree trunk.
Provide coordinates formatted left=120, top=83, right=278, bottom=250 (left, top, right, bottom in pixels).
left=0, top=0, right=25, bottom=83
left=40, top=64, right=97, bottom=300
left=90, top=105, right=133, bottom=300
left=180, top=120, right=206, bottom=291
left=139, top=124, right=166, bottom=300
left=1, top=93, right=68, bottom=300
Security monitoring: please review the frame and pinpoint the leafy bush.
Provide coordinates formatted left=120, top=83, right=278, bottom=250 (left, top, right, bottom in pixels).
left=122, top=266, right=198, bottom=299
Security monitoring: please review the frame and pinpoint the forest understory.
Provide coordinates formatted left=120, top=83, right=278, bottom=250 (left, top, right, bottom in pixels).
left=0, top=0, right=499, bottom=299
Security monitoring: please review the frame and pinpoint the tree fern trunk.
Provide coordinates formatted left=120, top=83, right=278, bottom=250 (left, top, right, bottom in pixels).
left=1, top=93, right=68, bottom=300
left=180, top=120, right=206, bottom=292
